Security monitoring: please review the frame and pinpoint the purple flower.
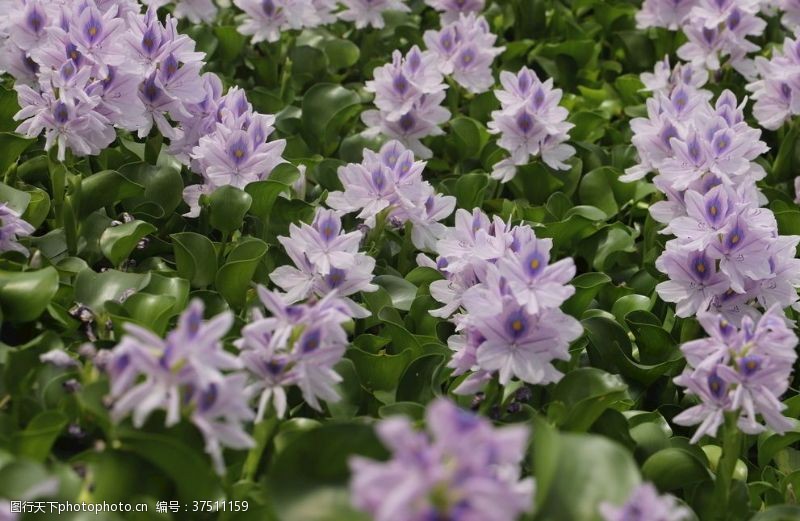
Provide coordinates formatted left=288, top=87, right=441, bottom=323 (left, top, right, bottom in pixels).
left=0, top=203, right=35, bottom=255
left=233, top=0, right=319, bottom=44
left=425, top=0, right=485, bottom=23
left=106, top=300, right=251, bottom=474
left=600, top=483, right=692, bottom=521
left=748, top=36, right=800, bottom=130
left=673, top=305, right=798, bottom=442
left=495, top=237, right=576, bottom=314
left=349, top=398, right=534, bottom=521
left=675, top=0, right=765, bottom=79
left=366, top=46, right=445, bottom=122
left=655, top=247, right=729, bottom=318
left=423, top=14, right=504, bottom=94
left=338, top=0, right=411, bottom=29
left=14, top=86, right=115, bottom=161
left=235, top=289, right=356, bottom=419
left=143, top=0, right=219, bottom=23
left=361, top=93, right=451, bottom=158
left=641, top=56, right=709, bottom=96
left=488, top=67, right=574, bottom=182
left=326, top=140, right=455, bottom=250
left=636, top=0, right=695, bottom=30
left=459, top=295, right=582, bottom=386
left=271, top=208, right=377, bottom=315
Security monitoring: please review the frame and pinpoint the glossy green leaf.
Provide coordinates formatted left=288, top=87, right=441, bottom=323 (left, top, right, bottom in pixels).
left=100, top=220, right=156, bottom=267
left=215, top=237, right=268, bottom=309
left=209, top=185, right=253, bottom=233
left=171, top=232, right=219, bottom=288
left=0, top=267, right=59, bottom=322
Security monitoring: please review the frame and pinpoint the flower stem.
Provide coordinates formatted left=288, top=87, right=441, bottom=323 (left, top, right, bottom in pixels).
left=713, top=414, right=742, bottom=520
left=241, top=414, right=280, bottom=483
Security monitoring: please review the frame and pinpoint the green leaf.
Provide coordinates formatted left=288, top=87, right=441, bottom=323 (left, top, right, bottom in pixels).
left=373, top=275, right=417, bottom=312
left=118, top=428, right=223, bottom=502
left=347, top=347, right=416, bottom=396
left=454, top=172, right=489, bottom=209
left=641, top=447, right=712, bottom=491
left=171, top=232, right=219, bottom=288
left=209, top=185, right=253, bottom=233
left=267, top=423, right=384, bottom=521
left=396, top=353, right=445, bottom=403
left=0, top=267, right=59, bottom=322
left=450, top=117, right=490, bottom=159
left=13, top=410, right=68, bottom=462
left=322, top=38, right=360, bottom=71
left=73, top=268, right=151, bottom=311
left=550, top=368, right=630, bottom=431
left=21, top=186, right=50, bottom=229
left=0, top=182, right=31, bottom=213
left=78, top=170, right=144, bottom=217
left=750, top=505, right=800, bottom=521
left=0, top=133, right=34, bottom=175
left=301, top=83, right=361, bottom=153
left=100, top=220, right=156, bottom=267
left=563, top=272, right=611, bottom=316
left=215, top=237, right=268, bottom=309
left=533, top=420, right=641, bottom=521
left=214, top=26, right=246, bottom=63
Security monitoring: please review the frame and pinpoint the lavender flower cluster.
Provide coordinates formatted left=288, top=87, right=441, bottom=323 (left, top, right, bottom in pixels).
left=327, top=140, right=456, bottom=251
left=673, top=306, right=798, bottom=442
left=636, top=0, right=766, bottom=79
left=236, top=289, right=358, bottom=420
left=181, top=86, right=287, bottom=217
left=748, top=35, right=800, bottom=130
left=362, top=7, right=504, bottom=157
left=3, top=1, right=287, bottom=215
left=107, top=300, right=254, bottom=475
left=349, top=398, right=534, bottom=521
left=106, top=287, right=361, bottom=472
left=233, top=0, right=339, bottom=43
left=626, top=58, right=800, bottom=324
left=418, top=208, right=582, bottom=393
left=270, top=207, right=378, bottom=315
left=488, top=66, right=576, bottom=182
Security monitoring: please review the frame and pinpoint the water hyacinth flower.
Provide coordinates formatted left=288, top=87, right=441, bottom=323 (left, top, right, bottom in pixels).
left=425, top=0, right=485, bottom=23
left=637, top=0, right=766, bottom=79
left=106, top=300, right=254, bottom=474
left=0, top=203, right=35, bottom=255
left=235, top=288, right=356, bottom=420
left=423, top=14, right=504, bottom=94
left=419, top=208, right=582, bottom=393
left=233, top=0, right=319, bottom=44
left=326, top=140, right=455, bottom=250
left=748, top=36, right=800, bottom=130
left=142, top=0, right=218, bottom=23
left=271, top=208, right=378, bottom=315
left=600, top=483, right=692, bottom=521
left=361, top=46, right=450, bottom=158
left=673, top=306, right=798, bottom=443
left=183, top=89, right=287, bottom=216
left=349, top=398, right=534, bottom=521
left=488, top=67, right=575, bottom=182
left=365, top=46, right=445, bottom=122
left=14, top=86, right=116, bottom=161
left=338, top=0, right=411, bottom=29
left=626, top=61, right=800, bottom=319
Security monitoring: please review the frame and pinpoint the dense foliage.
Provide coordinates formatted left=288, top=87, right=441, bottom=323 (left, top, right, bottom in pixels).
left=3, top=0, right=800, bottom=520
